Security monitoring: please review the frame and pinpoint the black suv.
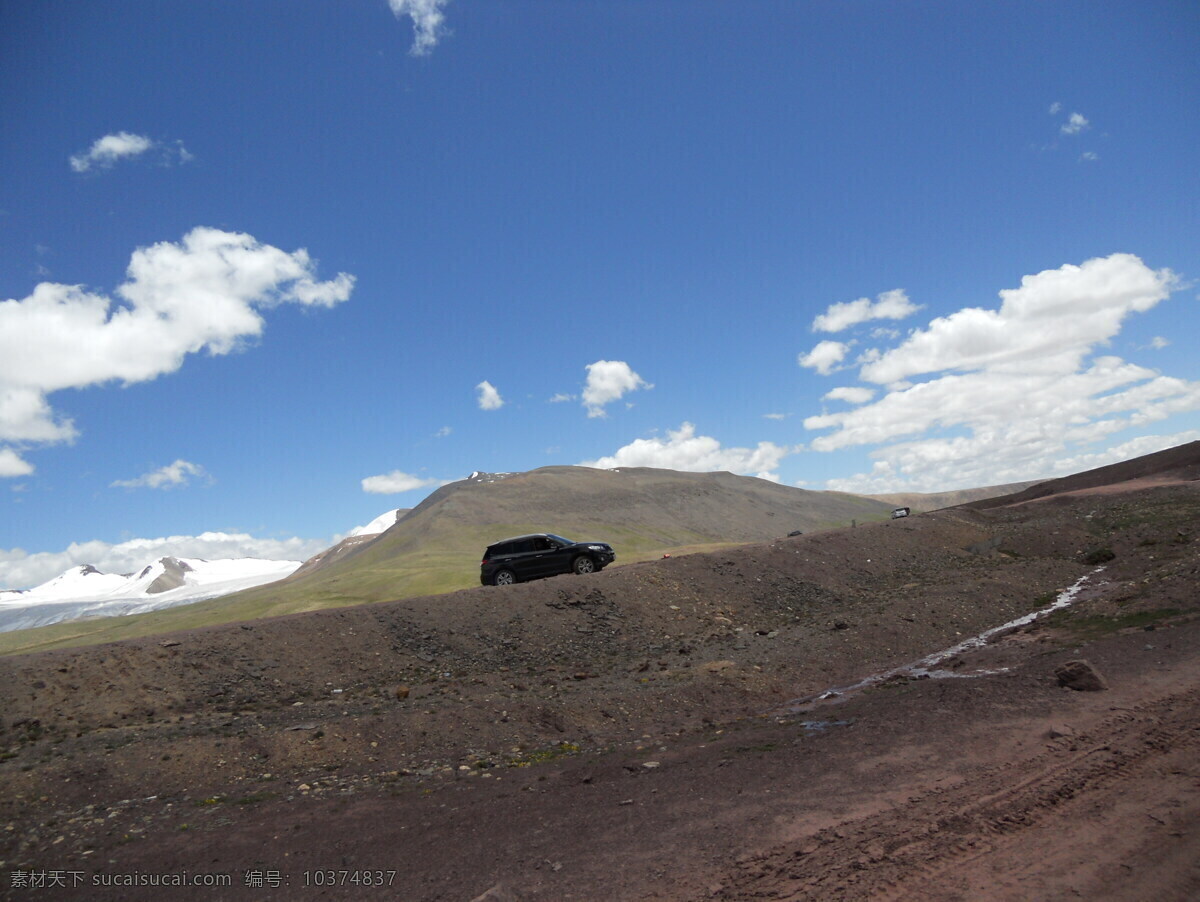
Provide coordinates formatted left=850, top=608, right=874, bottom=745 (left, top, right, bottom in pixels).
left=480, top=533, right=615, bottom=586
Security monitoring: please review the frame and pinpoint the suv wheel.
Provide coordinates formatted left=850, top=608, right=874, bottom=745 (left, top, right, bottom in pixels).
left=572, top=556, right=596, bottom=575
left=493, top=569, right=517, bottom=586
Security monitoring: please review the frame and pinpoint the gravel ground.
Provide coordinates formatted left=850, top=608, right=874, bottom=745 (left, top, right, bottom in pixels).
left=1, top=465, right=1197, bottom=901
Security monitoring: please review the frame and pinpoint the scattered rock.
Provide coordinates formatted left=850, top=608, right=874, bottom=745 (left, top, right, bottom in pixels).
left=394, top=685, right=410, bottom=700
left=1055, top=660, right=1109, bottom=692
left=1046, top=724, right=1075, bottom=739
left=1081, top=546, right=1116, bottom=565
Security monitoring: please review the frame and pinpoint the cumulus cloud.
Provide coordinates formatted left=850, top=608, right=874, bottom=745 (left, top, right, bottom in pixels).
left=0, top=531, right=331, bottom=592
left=1061, top=112, right=1090, bottom=135
left=1050, top=431, right=1200, bottom=475
left=1049, top=102, right=1063, bottom=115
left=812, top=289, right=921, bottom=333
left=0, top=228, right=353, bottom=475
left=858, top=254, right=1175, bottom=385
left=580, top=422, right=792, bottom=481
left=582, top=360, right=651, bottom=418
left=803, top=254, right=1199, bottom=493
left=823, top=386, right=876, bottom=405
left=361, top=470, right=444, bottom=494
left=798, top=340, right=849, bottom=376
left=476, top=380, right=504, bottom=410
left=0, top=449, right=33, bottom=478
left=111, top=459, right=209, bottom=490
left=388, top=0, right=451, bottom=55
left=69, top=132, right=192, bottom=172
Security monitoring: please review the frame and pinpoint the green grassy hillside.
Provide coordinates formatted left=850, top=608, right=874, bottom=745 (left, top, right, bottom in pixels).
left=0, top=466, right=893, bottom=655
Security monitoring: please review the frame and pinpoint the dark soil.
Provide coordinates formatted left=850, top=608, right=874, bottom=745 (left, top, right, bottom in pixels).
left=2, top=456, right=1198, bottom=901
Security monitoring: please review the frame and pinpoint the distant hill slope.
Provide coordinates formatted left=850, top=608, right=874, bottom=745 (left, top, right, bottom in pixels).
left=183, top=466, right=896, bottom=614
left=0, top=467, right=893, bottom=653
left=964, top=440, right=1200, bottom=510
left=864, top=480, right=1044, bottom=514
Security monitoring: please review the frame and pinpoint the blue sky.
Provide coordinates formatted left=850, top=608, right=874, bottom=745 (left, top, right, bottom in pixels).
left=2, top=0, right=1198, bottom=588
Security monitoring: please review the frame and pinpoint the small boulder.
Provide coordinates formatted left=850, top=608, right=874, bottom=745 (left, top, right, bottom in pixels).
left=394, top=685, right=410, bottom=700
left=1055, top=659, right=1109, bottom=692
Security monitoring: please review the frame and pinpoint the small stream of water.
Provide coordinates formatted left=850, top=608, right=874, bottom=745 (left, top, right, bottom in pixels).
left=776, top=568, right=1104, bottom=716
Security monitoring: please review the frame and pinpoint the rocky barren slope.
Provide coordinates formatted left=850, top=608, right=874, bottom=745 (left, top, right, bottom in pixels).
left=1, top=443, right=1198, bottom=900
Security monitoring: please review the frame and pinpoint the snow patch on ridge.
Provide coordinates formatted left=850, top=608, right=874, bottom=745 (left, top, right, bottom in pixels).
left=347, top=509, right=402, bottom=537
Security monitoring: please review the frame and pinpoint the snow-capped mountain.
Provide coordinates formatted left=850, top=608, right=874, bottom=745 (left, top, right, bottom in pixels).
left=0, top=556, right=301, bottom=633
left=0, top=508, right=409, bottom=634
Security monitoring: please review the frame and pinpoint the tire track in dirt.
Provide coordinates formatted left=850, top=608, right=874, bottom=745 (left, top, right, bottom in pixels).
left=721, top=685, right=1200, bottom=900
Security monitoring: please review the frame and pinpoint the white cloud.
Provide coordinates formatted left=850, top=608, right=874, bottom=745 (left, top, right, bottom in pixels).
left=859, top=254, right=1175, bottom=385
left=1150, top=336, right=1170, bottom=350
left=812, top=289, right=921, bottom=333
left=581, top=422, right=792, bottom=481
left=803, top=254, right=1199, bottom=493
left=69, top=132, right=192, bottom=172
left=1080, top=151, right=1099, bottom=162
left=0, top=448, right=33, bottom=478
left=549, top=392, right=575, bottom=403
left=1049, top=102, right=1063, bottom=115
left=361, top=470, right=443, bottom=494
left=111, top=459, right=209, bottom=490
left=0, top=531, right=331, bottom=592
left=1050, top=431, right=1200, bottom=476
left=798, top=340, right=848, bottom=375
left=763, top=412, right=787, bottom=420
left=823, top=386, right=876, bottom=405
left=476, top=380, right=504, bottom=410
left=1061, top=112, right=1089, bottom=135
left=70, top=132, right=152, bottom=171
left=435, top=426, right=452, bottom=437
left=0, top=228, right=354, bottom=474
left=388, top=0, right=451, bottom=56
left=582, top=360, right=651, bottom=418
